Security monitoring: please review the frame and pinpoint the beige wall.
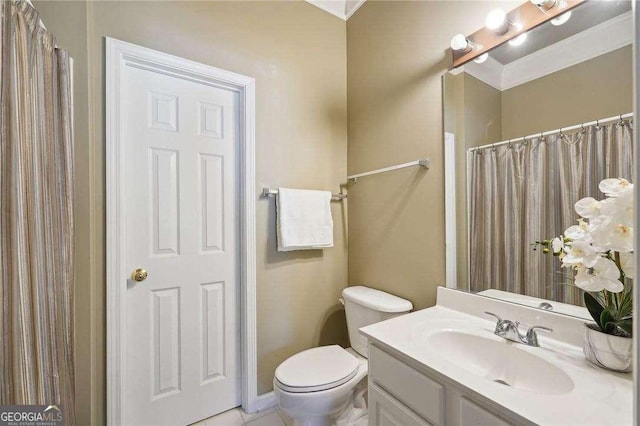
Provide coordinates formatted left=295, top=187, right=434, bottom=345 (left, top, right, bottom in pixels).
left=464, top=74, right=502, bottom=148
left=502, top=45, right=633, bottom=139
left=36, top=1, right=347, bottom=423
left=346, top=0, right=519, bottom=310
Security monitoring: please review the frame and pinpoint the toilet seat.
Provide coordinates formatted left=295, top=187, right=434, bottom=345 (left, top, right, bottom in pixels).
left=275, top=345, right=359, bottom=393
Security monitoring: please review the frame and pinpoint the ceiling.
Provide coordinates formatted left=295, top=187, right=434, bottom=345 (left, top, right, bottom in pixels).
left=305, top=0, right=366, bottom=20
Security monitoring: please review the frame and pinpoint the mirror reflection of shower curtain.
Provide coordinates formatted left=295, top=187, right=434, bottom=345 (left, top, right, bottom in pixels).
left=0, top=1, right=75, bottom=423
left=469, top=121, right=633, bottom=305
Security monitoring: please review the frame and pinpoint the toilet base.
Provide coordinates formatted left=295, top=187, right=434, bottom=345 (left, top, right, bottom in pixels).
left=292, top=414, right=332, bottom=426
left=276, top=377, right=368, bottom=426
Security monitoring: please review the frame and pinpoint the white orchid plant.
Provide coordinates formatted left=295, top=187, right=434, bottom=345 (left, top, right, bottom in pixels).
left=533, top=178, right=634, bottom=337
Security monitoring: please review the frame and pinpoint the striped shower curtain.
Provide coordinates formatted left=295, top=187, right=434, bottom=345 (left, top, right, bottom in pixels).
left=0, top=1, right=75, bottom=423
left=469, top=120, right=633, bottom=305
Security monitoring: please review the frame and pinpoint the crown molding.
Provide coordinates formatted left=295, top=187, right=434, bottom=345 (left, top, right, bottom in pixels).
left=305, top=0, right=366, bottom=21
left=453, top=11, right=632, bottom=92
left=345, top=0, right=367, bottom=20
left=305, top=0, right=346, bottom=20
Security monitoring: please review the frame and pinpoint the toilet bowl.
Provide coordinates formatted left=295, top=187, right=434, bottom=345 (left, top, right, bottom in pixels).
left=274, top=346, right=367, bottom=426
left=273, top=286, right=413, bottom=426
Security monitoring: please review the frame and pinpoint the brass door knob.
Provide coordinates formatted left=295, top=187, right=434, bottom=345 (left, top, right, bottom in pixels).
left=131, top=268, right=148, bottom=282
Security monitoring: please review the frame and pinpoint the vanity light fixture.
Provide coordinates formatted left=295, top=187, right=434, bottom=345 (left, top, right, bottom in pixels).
left=473, top=53, right=489, bottom=64
left=508, top=32, right=528, bottom=47
left=550, top=10, right=572, bottom=26
left=485, top=9, right=510, bottom=34
left=450, top=34, right=474, bottom=53
left=508, top=25, right=528, bottom=47
left=529, top=0, right=557, bottom=11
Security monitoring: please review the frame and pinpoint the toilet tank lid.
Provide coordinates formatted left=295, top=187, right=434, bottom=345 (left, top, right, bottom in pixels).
left=342, top=286, right=413, bottom=313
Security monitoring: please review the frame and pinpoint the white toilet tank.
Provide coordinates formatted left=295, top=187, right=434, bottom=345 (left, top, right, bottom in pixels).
left=342, top=286, right=413, bottom=358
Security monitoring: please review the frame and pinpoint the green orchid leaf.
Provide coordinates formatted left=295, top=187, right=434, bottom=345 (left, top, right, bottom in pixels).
left=616, top=319, right=633, bottom=336
left=617, top=295, right=633, bottom=318
left=584, top=292, right=605, bottom=328
left=600, top=308, right=615, bottom=332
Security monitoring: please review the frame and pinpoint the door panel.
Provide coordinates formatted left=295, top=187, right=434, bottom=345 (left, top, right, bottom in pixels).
left=200, top=154, right=225, bottom=253
left=122, top=63, right=240, bottom=426
left=201, top=281, right=225, bottom=383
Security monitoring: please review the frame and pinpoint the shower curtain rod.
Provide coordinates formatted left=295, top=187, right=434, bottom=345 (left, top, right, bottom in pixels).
left=469, top=112, right=633, bottom=152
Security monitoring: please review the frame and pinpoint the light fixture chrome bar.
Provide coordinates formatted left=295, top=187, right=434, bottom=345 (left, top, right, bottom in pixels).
left=261, top=188, right=347, bottom=201
left=347, top=158, right=431, bottom=183
left=469, top=113, right=633, bottom=152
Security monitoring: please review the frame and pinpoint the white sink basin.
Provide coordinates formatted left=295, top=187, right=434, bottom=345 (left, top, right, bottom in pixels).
left=428, top=331, right=574, bottom=395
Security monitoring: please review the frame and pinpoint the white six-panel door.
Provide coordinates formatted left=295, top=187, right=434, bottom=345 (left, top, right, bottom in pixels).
left=122, top=60, right=241, bottom=426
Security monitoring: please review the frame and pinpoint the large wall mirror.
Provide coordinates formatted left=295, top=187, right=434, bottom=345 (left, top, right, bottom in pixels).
left=443, top=0, right=633, bottom=319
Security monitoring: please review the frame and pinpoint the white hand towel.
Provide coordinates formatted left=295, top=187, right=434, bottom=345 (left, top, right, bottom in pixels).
left=276, top=188, right=334, bottom=251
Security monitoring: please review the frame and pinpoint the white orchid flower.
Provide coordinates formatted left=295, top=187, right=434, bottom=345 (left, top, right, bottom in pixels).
left=574, top=257, right=623, bottom=293
left=598, top=192, right=633, bottom=223
left=590, top=219, right=634, bottom=253
left=543, top=177, right=634, bottom=297
left=551, top=237, right=564, bottom=254
left=574, top=197, right=601, bottom=219
left=561, top=240, right=599, bottom=267
left=564, top=218, right=591, bottom=242
left=613, top=190, right=633, bottom=224
left=619, top=252, right=635, bottom=279
left=599, top=178, right=633, bottom=197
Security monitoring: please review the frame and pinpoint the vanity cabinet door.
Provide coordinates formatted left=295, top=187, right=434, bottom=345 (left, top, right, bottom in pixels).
left=369, top=344, right=444, bottom=424
left=445, top=387, right=514, bottom=426
left=369, top=384, right=432, bottom=426
left=458, top=397, right=511, bottom=426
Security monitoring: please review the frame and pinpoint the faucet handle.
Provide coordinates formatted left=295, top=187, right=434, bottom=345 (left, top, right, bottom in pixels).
left=484, top=311, right=502, bottom=323
left=526, top=325, right=553, bottom=347
left=528, top=325, right=553, bottom=333
left=484, top=312, right=504, bottom=333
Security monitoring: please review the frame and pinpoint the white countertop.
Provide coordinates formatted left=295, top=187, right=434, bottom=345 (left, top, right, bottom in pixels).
left=360, top=288, right=633, bottom=426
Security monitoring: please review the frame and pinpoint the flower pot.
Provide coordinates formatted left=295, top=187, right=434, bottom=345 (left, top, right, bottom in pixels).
left=583, top=323, right=632, bottom=373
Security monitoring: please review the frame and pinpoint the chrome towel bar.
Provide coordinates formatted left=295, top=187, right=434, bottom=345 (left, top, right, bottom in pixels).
left=347, top=158, right=430, bottom=183
left=261, top=188, right=347, bottom=201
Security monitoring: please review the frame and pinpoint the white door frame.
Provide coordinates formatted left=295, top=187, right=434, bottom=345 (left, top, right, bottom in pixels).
left=106, top=38, right=258, bottom=425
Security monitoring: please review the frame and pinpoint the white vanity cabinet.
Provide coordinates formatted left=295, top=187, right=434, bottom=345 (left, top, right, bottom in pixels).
left=368, top=344, right=518, bottom=426
left=361, top=288, right=633, bottom=426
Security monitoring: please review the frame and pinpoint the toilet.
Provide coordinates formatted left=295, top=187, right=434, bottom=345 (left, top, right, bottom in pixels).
left=273, top=286, right=413, bottom=426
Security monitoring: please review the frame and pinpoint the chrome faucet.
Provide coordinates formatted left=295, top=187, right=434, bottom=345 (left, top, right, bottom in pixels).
left=485, top=312, right=553, bottom=347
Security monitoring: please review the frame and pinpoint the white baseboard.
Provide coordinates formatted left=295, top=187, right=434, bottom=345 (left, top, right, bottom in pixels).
left=253, top=391, right=277, bottom=413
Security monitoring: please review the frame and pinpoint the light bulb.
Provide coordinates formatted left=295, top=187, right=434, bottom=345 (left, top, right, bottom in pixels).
left=551, top=11, right=572, bottom=26
left=508, top=32, right=528, bottom=47
left=530, top=0, right=557, bottom=11
left=450, top=34, right=471, bottom=52
left=474, top=53, right=489, bottom=64
left=485, top=9, right=509, bottom=34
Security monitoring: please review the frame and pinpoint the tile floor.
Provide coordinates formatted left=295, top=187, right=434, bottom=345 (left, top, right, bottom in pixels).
left=190, top=407, right=287, bottom=426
